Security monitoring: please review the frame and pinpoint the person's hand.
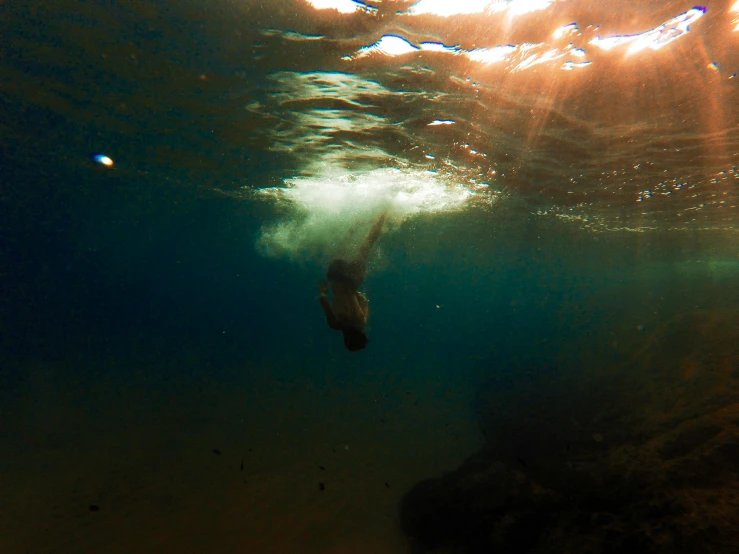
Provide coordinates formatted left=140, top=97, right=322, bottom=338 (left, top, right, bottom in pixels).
left=318, top=279, right=329, bottom=295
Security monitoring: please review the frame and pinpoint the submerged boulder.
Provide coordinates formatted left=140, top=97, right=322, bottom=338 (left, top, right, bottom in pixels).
left=400, top=309, right=739, bottom=553
left=401, top=450, right=558, bottom=553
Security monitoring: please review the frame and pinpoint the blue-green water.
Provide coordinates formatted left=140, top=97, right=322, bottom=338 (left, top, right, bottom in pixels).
left=2, top=1, right=739, bottom=552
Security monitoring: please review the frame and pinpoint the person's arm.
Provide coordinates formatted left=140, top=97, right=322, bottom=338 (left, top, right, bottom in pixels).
left=318, top=280, right=341, bottom=330
left=356, top=291, right=369, bottom=322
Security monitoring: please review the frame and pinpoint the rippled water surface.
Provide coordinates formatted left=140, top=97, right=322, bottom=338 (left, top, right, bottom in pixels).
left=4, top=0, right=737, bottom=233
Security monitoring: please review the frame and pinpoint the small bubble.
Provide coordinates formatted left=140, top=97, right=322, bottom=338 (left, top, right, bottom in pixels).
left=92, top=154, right=114, bottom=167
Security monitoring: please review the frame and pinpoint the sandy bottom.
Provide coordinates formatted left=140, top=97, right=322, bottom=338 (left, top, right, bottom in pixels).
left=0, top=361, right=481, bottom=554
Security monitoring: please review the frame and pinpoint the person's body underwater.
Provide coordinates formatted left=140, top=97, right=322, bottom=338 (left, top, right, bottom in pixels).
left=318, top=210, right=387, bottom=352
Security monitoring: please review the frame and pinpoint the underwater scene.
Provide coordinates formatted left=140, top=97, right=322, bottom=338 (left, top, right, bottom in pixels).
left=1, top=0, right=739, bottom=552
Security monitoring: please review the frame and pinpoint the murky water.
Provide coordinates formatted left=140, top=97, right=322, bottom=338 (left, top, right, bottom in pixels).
left=1, top=1, right=738, bottom=553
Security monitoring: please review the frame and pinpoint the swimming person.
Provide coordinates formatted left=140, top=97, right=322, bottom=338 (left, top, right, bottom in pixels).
left=318, top=210, right=387, bottom=352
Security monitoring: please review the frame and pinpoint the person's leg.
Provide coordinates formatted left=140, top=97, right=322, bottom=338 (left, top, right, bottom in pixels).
left=357, top=210, right=387, bottom=264
left=331, top=210, right=387, bottom=289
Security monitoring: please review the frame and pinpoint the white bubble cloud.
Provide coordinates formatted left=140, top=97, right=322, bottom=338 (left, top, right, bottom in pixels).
left=256, top=167, right=472, bottom=262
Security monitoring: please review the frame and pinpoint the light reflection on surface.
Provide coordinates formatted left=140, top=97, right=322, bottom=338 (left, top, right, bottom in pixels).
left=266, top=71, right=391, bottom=107
left=347, top=6, right=709, bottom=69
left=262, top=28, right=324, bottom=41
left=303, top=0, right=377, bottom=14
left=348, top=35, right=587, bottom=73
left=511, top=44, right=564, bottom=72
left=553, top=22, right=578, bottom=40
left=589, top=7, right=706, bottom=54
left=355, top=35, right=420, bottom=57
left=242, top=1, right=737, bottom=233
left=406, top=0, right=553, bottom=17
left=465, top=44, right=517, bottom=64
left=561, top=59, right=591, bottom=70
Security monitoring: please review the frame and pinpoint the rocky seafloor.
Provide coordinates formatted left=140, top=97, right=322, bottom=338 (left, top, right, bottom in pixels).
left=400, top=309, right=739, bottom=554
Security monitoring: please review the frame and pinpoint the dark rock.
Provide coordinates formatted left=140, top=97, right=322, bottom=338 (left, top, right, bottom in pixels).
left=400, top=310, right=739, bottom=554
left=661, top=421, right=723, bottom=460
left=400, top=452, right=557, bottom=552
left=712, top=434, right=739, bottom=466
